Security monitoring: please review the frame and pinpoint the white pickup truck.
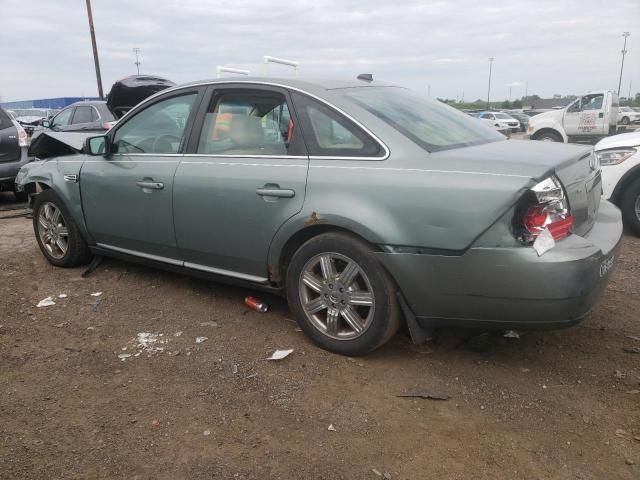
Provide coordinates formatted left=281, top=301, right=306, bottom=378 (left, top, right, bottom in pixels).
left=528, top=90, right=619, bottom=143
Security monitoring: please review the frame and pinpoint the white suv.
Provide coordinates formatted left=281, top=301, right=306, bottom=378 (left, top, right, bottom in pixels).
left=617, top=106, right=640, bottom=126
left=596, top=131, right=640, bottom=234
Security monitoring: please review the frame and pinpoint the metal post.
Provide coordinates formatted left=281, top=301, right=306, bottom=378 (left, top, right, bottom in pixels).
left=216, top=66, right=250, bottom=78
left=85, top=0, right=104, bottom=99
left=487, top=57, right=494, bottom=110
left=263, top=56, right=299, bottom=77
left=133, top=48, right=141, bottom=75
left=617, top=32, right=630, bottom=96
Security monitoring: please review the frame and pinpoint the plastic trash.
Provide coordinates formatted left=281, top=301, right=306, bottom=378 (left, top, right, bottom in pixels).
left=328, top=424, right=336, bottom=432
left=195, top=336, right=208, bottom=344
left=36, top=296, right=55, bottom=308
left=90, top=292, right=103, bottom=297
left=266, top=349, right=293, bottom=360
left=245, top=296, right=268, bottom=312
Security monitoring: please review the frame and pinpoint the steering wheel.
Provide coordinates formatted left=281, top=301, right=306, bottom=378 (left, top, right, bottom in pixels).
left=151, top=134, right=181, bottom=153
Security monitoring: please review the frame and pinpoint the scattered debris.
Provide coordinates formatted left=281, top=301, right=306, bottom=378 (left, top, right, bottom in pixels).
left=623, top=346, right=640, bottom=354
left=137, top=333, right=166, bottom=354
left=372, top=469, right=382, bottom=477
left=327, top=424, right=336, bottom=432
left=383, top=474, right=392, bottom=480
left=626, top=335, right=640, bottom=342
left=36, top=297, right=55, bottom=308
left=245, top=296, right=268, bottom=313
left=520, top=368, right=530, bottom=373
left=90, top=292, right=103, bottom=297
left=199, top=321, right=218, bottom=327
left=173, top=331, right=183, bottom=337
left=614, top=370, right=625, bottom=379
left=195, top=336, right=208, bottom=344
left=503, top=330, right=520, bottom=339
left=118, top=353, right=132, bottom=361
left=203, top=430, right=211, bottom=436
left=626, top=389, right=640, bottom=395
left=625, top=458, right=634, bottom=466
left=266, top=349, right=293, bottom=360
left=245, top=373, right=258, bottom=379
left=91, top=298, right=102, bottom=312
left=397, top=388, right=450, bottom=401
left=54, top=323, right=66, bottom=328
left=58, top=293, right=67, bottom=299
left=151, top=419, right=159, bottom=427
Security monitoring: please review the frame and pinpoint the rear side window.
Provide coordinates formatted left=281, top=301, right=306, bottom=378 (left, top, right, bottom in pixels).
left=72, top=106, right=93, bottom=124
left=292, top=92, right=381, bottom=157
left=196, top=90, right=296, bottom=156
left=0, top=108, right=11, bottom=130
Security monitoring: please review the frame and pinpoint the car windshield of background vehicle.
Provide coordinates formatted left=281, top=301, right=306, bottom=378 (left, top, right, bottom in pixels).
left=197, top=92, right=293, bottom=156
left=495, top=113, right=513, bottom=120
left=346, top=87, right=504, bottom=152
left=112, top=93, right=196, bottom=154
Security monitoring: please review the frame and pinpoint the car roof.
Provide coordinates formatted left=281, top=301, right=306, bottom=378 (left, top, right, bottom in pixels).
left=67, top=100, right=107, bottom=108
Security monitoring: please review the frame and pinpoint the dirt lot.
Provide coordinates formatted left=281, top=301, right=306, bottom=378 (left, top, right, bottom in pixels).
left=1, top=191, right=639, bottom=480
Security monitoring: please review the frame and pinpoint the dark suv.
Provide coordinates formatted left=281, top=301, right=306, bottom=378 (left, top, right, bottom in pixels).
left=0, top=107, right=32, bottom=200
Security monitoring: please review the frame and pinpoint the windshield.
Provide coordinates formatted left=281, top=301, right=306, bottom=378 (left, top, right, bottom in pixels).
left=344, top=87, right=503, bottom=152
left=13, top=109, right=48, bottom=117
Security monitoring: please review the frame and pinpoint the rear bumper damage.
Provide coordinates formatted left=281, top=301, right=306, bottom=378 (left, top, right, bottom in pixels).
left=377, top=200, right=623, bottom=331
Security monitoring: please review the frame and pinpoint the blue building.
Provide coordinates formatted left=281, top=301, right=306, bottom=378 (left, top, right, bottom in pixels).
left=1, top=97, right=101, bottom=110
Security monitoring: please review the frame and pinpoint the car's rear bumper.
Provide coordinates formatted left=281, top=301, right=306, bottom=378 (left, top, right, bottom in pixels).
left=376, top=200, right=623, bottom=330
left=0, top=147, right=32, bottom=189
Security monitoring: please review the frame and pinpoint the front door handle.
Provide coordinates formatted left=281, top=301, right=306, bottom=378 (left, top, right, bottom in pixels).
left=598, top=112, right=604, bottom=118
left=256, top=186, right=295, bottom=198
left=136, top=181, right=164, bottom=191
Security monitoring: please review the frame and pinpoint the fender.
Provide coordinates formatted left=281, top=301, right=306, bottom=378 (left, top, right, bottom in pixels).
left=15, top=157, right=95, bottom=244
left=609, top=162, right=640, bottom=204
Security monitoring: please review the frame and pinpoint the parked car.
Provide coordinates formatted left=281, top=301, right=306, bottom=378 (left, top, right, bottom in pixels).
left=477, top=111, right=520, bottom=133
left=475, top=114, right=512, bottom=137
left=0, top=107, right=32, bottom=200
left=40, top=101, right=117, bottom=134
left=17, top=77, right=622, bottom=356
left=502, top=110, right=530, bottom=132
left=617, top=106, right=640, bottom=126
left=10, top=108, right=56, bottom=135
left=595, top=131, right=640, bottom=234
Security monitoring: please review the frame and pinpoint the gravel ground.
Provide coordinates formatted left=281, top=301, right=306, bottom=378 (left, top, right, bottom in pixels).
left=1, top=191, right=639, bottom=480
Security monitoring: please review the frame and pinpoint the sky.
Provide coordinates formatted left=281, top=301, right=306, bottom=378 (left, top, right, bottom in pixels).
left=0, top=0, right=638, bottom=102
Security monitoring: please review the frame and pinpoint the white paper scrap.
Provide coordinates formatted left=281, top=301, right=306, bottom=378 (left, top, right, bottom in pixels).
left=328, top=424, right=337, bottom=432
left=90, top=292, right=103, bottom=297
left=58, top=293, right=68, bottom=299
left=533, top=228, right=555, bottom=256
left=267, top=349, right=294, bottom=360
left=195, top=336, right=208, bottom=344
left=36, top=296, right=55, bottom=308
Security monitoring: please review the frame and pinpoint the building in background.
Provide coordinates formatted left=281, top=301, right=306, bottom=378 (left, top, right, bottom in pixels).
left=1, top=97, right=101, bottom=110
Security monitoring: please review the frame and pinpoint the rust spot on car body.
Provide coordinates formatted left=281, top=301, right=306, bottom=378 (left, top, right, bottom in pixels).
left=304, top=211, right=328, bottom=227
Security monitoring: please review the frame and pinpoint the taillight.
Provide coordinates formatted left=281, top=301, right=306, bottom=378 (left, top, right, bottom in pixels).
left=103, top=121, right=116, bottom=130
left=515, top=175, right=573, bottom=243
left=12, top=120, right=29, bottom=147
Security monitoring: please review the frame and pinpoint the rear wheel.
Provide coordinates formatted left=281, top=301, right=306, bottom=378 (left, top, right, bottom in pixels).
left=32, top=189, right=92, bottom=267
left=621, top=116, right=630, bottom=126
left=535, top=130, right=562, bottom=142
left=620, top=177, right=640, bottom=236
left=286, top=232, right=401, bottom=356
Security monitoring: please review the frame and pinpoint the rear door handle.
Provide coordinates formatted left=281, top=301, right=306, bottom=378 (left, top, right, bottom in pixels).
left=256, top=186, right=295, bottom=198
left=136, top=181, right=164, bottom=191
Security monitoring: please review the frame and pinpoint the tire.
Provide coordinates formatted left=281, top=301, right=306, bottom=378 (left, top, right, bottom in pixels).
left=32, top=189, right=92, bottom=267
left=621, top=117, right=630, bottom=126
left=286, top=232, right=401, bottom=356
left=620, top=177, right=640, bottom=236
left=13, top=189, right=28, bottom=202
left=535, top=130, right=562, bottom=142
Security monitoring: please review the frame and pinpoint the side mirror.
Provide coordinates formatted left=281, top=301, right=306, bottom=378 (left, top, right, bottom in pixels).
left=42, top=120, right=50, bottom=128
left=85, top=135, right=109, bottom=155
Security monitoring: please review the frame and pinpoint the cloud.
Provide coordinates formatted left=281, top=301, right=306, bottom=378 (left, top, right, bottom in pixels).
left=0, top=0, right=638, bottom=102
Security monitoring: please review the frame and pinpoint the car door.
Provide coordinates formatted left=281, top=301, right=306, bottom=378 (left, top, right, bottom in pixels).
left=80, top=89, right=203, bottom=262
left=173, top=84, right=309, bottom=280
left=49, top=107, right=74, bottom=131
left=563, top=93, right=607, bottom=136
left=0, top=108, right=21, bottom=164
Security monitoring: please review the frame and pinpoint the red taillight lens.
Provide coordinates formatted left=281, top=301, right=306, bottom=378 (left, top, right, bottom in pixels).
left=515, top=175, right=573, bottom=243
left=523, top=204, right=573, bottom=240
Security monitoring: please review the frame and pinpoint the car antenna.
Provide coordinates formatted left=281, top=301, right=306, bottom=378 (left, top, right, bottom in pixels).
left=357, top=73, right=373, bottom=82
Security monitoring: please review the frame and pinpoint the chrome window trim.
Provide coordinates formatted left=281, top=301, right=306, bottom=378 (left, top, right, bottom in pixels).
left=116, top=80, right=390, bottom=161
left=96, top=243, right=268, bottom=283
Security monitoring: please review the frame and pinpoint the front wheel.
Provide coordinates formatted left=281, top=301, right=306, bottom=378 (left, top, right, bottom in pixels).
left=621, top=117, right=630, bottom=126
left=620, top=177, right=640, bottom=236
left=286, top=232, right=401, bottom=356
left=535, top=131, right=562, bottom=142
left=32, top=189, right=92, bottom=267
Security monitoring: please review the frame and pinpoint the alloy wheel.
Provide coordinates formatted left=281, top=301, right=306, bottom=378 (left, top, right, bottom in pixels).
left=635, top=193, right=640, bottom=222
left=298, top=252, right=375, bottom=340
left=37, top=202, right=69, bottom=259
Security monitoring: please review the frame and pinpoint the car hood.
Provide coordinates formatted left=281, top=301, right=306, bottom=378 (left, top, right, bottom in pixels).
left=28, top=131, right=92, bottom=159
left=429, top=138, right=592, bottom=180
left=595, top=131, right=640, bottom=150
left=529, top=109, right=563, bottom=125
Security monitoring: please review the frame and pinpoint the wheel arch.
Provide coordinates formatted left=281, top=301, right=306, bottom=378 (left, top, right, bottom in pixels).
left=531, top=128, right=565, bottom=142
left=610, top=163, right=640, bottom=206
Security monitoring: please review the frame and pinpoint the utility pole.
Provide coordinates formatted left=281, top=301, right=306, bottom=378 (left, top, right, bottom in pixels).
left=617, top=32, right=630, bottom=96
left=525, top=81, right=528, bottom=99
left=133, top=48, right=141, bottom=75
left=85, top=0, right=104, bottom=99
left=427, top=84, right=431, bottom=98
left=487, top=57, right=494, bottom=110
left=509, top=85, right=512, bottom=101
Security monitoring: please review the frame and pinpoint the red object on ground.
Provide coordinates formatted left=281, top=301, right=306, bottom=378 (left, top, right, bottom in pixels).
left=245, top=296, right=268, bottom=313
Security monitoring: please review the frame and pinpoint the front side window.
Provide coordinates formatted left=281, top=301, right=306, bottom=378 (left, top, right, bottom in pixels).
left=292, top=92, right=381, bottom=157
left=345, top=87, right=503, bottom=152
left=197, top=91, right=293, bottom=155
left=112, top=93, right=197, bottom=154
left=72, top=106, right=93, bottom=124
left=582, top=94, right=604, bottom=111
left=52, top=108, right=73, bottom=127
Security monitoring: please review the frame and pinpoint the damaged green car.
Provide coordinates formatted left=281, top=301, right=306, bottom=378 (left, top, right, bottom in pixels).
left=16, top=77, right=622, bottom=356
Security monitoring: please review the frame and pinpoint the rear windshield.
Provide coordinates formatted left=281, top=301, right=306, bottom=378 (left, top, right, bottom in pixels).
left=344, top=87, right=503, bottom=152
left=0, top=108, right=12, bottom=130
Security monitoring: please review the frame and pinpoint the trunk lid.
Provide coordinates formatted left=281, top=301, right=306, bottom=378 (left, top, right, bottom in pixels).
left=429, top=139, right=601, bottom=236
left=107, top=75, right=176, bottom=119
